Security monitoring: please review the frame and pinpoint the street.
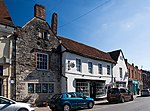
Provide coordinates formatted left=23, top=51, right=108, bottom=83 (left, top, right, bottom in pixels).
left=35, top=96, right=150, bottom=111
left=78, top=96, right=150, bottom=111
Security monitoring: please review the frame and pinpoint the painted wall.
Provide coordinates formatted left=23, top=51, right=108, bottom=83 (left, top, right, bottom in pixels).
left=113, top=52, right=128, bottom=87
left=0, top=24, right=14, bottom=98
left=61, top=51, right=114, bottom=92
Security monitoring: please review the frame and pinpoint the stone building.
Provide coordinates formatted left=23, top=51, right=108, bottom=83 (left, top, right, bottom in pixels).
left=0, top=0, right=14, bottom=98
left=12, top=4, right=61, bottom=105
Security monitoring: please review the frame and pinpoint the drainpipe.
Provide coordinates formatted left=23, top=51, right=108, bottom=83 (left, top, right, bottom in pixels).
left=11, top=30, right=17, bottom=100
left=59, top=45, right=68, bottom=92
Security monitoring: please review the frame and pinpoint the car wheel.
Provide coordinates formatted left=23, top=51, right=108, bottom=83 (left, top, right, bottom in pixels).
left=130, top=95, right=134, bottom=101
left=63, top=104, right=70, bottom=111
left=108, top=100, right=112, bottom=104
left=88, top=101, right=94, bottom=109
left=18, top=108, right=28, bottom=111
left=120, top=97, right=125, bottom=103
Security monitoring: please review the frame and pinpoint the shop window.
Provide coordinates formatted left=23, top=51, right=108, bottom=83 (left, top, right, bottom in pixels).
left=28, top=83, right=34, bottom=93
left=76, top=82, right=90, bottom=96
left=96, top=82, right=105, bottom=98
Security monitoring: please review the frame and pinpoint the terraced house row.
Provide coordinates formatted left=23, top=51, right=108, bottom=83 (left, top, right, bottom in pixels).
left=0, top=0, right=149, bottom=106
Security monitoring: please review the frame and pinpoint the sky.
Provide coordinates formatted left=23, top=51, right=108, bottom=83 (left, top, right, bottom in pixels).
left=4, top=0, right=150, bottom=70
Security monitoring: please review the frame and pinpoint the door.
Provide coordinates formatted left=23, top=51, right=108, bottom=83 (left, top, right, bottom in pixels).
left=90, top=82, right=96, bottom=99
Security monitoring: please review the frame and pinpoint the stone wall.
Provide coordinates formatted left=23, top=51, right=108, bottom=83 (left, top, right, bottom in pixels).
left=14, top=18, right=61, bottom=105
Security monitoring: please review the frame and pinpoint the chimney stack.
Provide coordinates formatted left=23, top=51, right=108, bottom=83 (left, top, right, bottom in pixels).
left=51, top=13, right=58, bottom=35
left=34, top=4, right=46, bottom=20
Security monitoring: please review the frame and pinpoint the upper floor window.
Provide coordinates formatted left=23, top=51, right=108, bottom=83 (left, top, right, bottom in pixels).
left=38, top=31, right=49, bottom=40
left=107, top=65, right=110, bottom=75
left=98, top=64, right=102, bottom=74
left=76, top=59, right=81, bottom=72
left=120, top=67, right=123, bottom=78
left=37, top=53, right=48, bottom=70
left=88, top=62, right=93, bottom=74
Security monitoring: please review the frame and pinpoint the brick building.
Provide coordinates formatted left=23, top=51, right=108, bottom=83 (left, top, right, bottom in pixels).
left=127, top=63, right=142, bottom=95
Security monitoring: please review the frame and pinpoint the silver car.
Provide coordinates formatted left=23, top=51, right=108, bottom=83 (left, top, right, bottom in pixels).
left=0, top=96, right=34, bottom=111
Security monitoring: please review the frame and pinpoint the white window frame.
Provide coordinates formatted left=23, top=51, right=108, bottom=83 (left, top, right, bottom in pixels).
left=107, top=65, right=110, bottom=75
left=98, top=64, right=102, bottom=74
left=76, top=59, right=82, bottom=72
left=88, top=62, right=93, bottom=74
left=36, top=52, right=48, bottom=70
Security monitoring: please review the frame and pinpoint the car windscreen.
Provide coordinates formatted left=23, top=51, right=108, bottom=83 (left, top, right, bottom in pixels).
left=108, top=88, right=119, bottom=94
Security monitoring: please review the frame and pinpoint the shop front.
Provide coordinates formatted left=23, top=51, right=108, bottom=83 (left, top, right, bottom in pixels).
left=75, top=79, right=106, bottom=100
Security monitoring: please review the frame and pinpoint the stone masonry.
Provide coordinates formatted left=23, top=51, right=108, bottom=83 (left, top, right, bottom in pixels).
left=12, top=4, right=61, bottom=106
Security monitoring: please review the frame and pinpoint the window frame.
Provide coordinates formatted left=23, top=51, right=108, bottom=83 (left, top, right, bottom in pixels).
left=88, top=62, right=93, bottom=74
left=107, top=65, right=110, bottom=75
left=36, top=83, right=41, bottom=93
left=28, top=83, right=34, bottom=93
left=76, top=59, right=82, bottom=72
left=98, top=64, right=102, bottom=74
left=36, top=52, right=48, bottom=70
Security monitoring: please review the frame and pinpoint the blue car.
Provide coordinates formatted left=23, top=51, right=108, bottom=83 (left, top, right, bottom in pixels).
left=49, top=92, right=94, bottom=111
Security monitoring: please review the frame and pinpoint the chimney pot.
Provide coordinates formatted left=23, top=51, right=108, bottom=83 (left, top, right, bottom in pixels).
left=51, top=13, right=58, bottom=35
left=34, top=4, right=46, bottom=20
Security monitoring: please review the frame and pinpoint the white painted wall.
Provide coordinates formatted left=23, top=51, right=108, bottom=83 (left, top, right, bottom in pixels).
left=113, top=52, right=128, bottom=87
left=61, top=50, right=114, bottom=92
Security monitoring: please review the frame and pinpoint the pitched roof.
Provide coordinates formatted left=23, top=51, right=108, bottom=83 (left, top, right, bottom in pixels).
left=109, top=50, right=121, bottom=62
left=58, top=36, right=115, bottom=63
left=0, top=0, right=14, bottom=27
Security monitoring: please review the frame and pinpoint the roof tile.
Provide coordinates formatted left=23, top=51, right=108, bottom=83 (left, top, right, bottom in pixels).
left=0, top=0, right=14, bottom=27
left=58, top=36, right=115, bottom=63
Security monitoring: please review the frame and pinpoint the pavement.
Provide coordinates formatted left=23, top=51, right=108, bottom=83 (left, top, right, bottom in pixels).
left=34, top=95, right=139, bottom=111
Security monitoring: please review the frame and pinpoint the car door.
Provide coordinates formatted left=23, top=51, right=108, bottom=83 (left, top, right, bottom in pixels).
left=0, top=97, right=14, bottom=111
left=76, top=92, right=87, bottom=108
left=67, top=93, right=78, bottom=108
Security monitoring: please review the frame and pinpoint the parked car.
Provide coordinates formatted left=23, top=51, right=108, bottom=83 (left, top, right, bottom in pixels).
left=0, top=96, right=34, bottom=111
left=107, top=87, right=133, bottom=103
left=141, top=89, right=150, bottom=96
left=49, top=92, right=94, bottom=111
